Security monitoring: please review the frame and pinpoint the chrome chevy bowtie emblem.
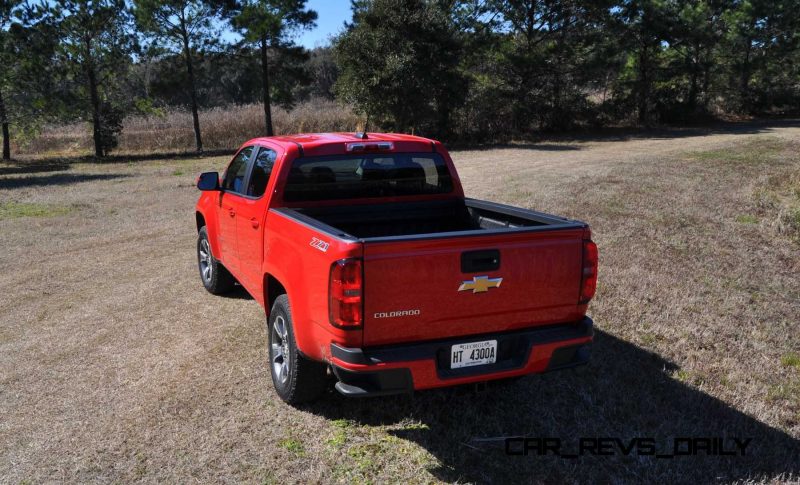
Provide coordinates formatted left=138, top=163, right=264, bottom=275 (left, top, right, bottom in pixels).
left=458, top=275, right=503, bottom=293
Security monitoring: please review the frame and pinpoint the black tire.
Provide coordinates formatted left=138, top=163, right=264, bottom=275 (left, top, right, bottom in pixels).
left=197, top=226, right=235, bottom=295
left=268, top=295, right=328, bottom=404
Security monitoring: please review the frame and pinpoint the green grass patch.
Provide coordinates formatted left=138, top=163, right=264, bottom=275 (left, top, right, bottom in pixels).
left=674, top=369, right=691, bottom=382
left=673, top=368, right=706, bottom=386
left=0, top=202, right=74, bottom=220
left=326, top=420, right=354, bottom=448
left=346, top=443, right=381, bottom=472
left=333, top=434, right=434, bottom=480
left=172, top=169, right=184, bottom=176
left=640, top=333, right=658, bottom=346
left=260, top=472, right=278, bottom=485
left=781, top=353, right=800, bottom=370
left=398, top=422, right=429, bottom=431
left=735, top=214, right=759, bottom=224
left=326, top=429, right=347, bottom=448
left=753, top=166, right=800, bottom=241
left=690, top=137, right=786, bottom=164
left=331, top=419, right=352, bottom=429
left=766, top=382, right=800, bottom=403
left=278, top=438, right=305, bottom=456
left=784, top=207, right=800, bottom=233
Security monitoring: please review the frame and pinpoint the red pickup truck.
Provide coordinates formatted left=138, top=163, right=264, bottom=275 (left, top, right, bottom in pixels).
left=195, top=133, right=597, bottom=404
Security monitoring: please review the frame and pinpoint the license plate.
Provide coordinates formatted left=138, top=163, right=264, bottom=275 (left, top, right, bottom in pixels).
left=450, top=340, right=497, bottom=369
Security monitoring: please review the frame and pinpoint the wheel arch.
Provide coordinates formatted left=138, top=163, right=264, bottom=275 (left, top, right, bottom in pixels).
left=195, top=206, right=222, bottom=260
left=264, top=273, right=288, bottom=317
left=263, top=271, right=322, bottom=361
left=195, top=211, right=206, bottom=232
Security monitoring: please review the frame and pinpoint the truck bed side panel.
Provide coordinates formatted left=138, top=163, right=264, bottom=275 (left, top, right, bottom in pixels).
left=264, top=210, right=363, bottom=357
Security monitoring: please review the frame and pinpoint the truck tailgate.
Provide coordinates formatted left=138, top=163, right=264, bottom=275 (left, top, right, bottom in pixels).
left=362, top=228, right=586, bottom=346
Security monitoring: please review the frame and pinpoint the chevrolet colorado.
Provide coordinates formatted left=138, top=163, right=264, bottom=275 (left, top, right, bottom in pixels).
left=195, top=133, right=597, bottom=404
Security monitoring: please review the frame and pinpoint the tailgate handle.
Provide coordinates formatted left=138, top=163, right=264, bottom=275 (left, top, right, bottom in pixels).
left=461, top=249, right=500, bottom=273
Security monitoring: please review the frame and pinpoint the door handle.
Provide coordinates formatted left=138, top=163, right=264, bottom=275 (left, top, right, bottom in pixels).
left=461, top=249, right=500, bottom=273
left=229, top=210, right=236, bottom=218
left=250, top=218, right=259, bottom=229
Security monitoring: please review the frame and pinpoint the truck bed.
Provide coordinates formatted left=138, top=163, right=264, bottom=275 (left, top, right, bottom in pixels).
left=273, top=198, right=588, bottom=347
left=279, top=198, right=582, bottom=241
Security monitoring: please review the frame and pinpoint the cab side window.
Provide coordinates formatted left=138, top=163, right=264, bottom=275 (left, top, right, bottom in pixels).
left=247, top=147, right=277, bottom=197
left=222, top=146, right=254, bottom=194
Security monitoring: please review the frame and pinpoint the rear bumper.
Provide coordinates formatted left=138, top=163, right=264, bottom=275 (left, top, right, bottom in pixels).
left=330, top=316, right=593, bottom=397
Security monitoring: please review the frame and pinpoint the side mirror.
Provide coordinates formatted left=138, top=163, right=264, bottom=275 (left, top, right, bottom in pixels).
left=197, top=172, right=220, bottom=191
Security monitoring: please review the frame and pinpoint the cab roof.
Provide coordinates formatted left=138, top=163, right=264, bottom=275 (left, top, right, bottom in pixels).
left=242, top=132, right=440, bottom=157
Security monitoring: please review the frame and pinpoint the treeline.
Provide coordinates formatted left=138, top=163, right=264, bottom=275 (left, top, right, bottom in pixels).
left=0, top=0, right=320, bottom=158
left=1, top=0, right=799, bottom=159
left=337, top=0, right=800, bottom=140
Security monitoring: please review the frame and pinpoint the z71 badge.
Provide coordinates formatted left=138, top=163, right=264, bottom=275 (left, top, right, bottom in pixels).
left=309, top=237, right=330, bottom=252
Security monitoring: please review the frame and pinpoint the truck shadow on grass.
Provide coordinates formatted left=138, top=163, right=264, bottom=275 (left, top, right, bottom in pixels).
left=306, top=330, right=799, bottom=483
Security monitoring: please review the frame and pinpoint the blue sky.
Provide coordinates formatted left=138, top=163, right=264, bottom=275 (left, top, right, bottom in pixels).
left=220, top=0, right=353, bottom=49
left=296, top=0, right=353, bottom=48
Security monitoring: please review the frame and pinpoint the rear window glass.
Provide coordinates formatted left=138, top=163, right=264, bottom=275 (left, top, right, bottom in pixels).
left=283, top=153, right=454, bottom=202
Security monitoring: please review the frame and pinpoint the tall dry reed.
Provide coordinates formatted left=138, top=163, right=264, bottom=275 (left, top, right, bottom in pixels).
left=17, top=99, right=362, bottom=156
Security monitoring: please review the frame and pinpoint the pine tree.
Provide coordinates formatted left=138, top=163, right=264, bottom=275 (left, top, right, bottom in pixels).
left=231, top=0, right=317, bottom=136
left=51, top=0, right=136, bottom=157
left=335, top=0, right=466, bottom=136
left=134, top=0, right=230, bottom=152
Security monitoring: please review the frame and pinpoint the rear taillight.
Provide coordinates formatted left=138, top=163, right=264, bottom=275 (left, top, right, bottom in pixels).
left=579, top=240, right=598, bottom=304
left=329, top=259, right=363, bottom=328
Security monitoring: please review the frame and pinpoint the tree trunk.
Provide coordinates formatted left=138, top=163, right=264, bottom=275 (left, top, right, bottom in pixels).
left=688, top=45, right=699, bottom=114
left=740, top=36, right=752, bottom=109
left=0, top=87, right=10, bottom=160
left=82, top=35, right=103, bottom=158
left=638, top=43, right=650, bottom=126
left=87, top=61, right=103, bottom=157
left=260, top=36, right=274, bottom=137
left=181, top=24, right=203, bottom=152
left=701, top=50, right=711, bottom=111
left=688, top=69, right=698, bottom=114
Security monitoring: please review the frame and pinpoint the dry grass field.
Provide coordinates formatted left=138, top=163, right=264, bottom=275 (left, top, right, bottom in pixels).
left=1, top=122, right=799, bottom=483
left=14, top=99, right=361, bottom=157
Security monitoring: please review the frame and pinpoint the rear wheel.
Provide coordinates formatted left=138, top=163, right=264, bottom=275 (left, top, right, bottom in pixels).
left=197, top=226, right=235, bottom=294
left=268, top=295, right=328, bottom=404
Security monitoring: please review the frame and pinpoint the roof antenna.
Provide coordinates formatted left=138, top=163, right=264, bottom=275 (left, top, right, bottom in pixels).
left=355, top=115, right=369, bottom=139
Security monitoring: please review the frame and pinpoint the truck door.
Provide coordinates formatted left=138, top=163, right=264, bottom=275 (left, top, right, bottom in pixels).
left=234, top=145, right=280, bottom=295
left=217, top=146, right=255, bottom=274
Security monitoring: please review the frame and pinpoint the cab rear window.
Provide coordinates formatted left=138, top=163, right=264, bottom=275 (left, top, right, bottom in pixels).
left=282, top=153, right=454, bottom=202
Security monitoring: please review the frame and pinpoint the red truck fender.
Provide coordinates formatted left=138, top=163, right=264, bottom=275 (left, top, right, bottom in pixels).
left=262, top=209, right=365, bottom=361
left=195, top=198, right=223, bottom=259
